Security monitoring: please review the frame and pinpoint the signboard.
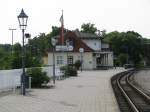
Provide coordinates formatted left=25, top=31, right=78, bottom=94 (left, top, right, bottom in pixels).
left=79, top=48, right=84, bottom=53
left=68, top=46, right=73, bottom=51
left=56, top=45, right=73, bottom=51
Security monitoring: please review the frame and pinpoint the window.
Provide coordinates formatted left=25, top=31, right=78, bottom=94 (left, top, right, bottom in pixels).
left=69, top=40, right=73, bottom=46
left=67, top=56, right=73, bottom=65
left=57, top=56, right=63, bottom=65
left=66, top=39, right=73, bottom=46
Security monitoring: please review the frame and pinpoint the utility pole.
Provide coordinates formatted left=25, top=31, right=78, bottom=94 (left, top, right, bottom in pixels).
left=9, top=28, right=16, bottom=54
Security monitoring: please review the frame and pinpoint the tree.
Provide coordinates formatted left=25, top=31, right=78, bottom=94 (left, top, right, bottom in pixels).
left=11, top=43, right=42, bottom=69
left=117, top=53, right=128, bottom=66
left=104, top=31, right=143, bottom=66
left=81, top=23, right=97, bottom=34
left=0, top=46, right=12, bottom=69
left=11, top=43, right=22, bottom=69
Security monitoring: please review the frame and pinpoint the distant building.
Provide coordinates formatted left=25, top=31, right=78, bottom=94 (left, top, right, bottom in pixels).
left=47, top=30, right=114, bottom=70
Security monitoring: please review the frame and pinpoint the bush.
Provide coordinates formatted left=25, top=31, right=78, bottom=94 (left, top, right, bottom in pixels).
left=60, top=65, right=77, bottom=77
left=26, top=67, right=50, bottom=87
left=74, top=60, right=81, bottom=70
left=135, top=62, right=144, bottom=69
left=118, top=53, right=128, bottom=66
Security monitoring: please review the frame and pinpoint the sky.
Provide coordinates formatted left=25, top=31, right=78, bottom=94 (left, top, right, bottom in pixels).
left=0, top=0, right=150, bottom=44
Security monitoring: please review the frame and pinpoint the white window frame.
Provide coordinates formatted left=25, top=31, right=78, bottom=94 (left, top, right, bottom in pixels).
left=67, top=56, right=73, bottom=65
left=57, top=56, right=63, bottom=65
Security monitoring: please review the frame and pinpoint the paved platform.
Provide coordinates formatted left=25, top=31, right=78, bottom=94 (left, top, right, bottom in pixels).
left=0, top=68, right=125, bottom=112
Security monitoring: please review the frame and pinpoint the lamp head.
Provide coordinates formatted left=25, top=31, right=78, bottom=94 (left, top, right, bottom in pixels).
left=18, top=9, right=28, bottom=30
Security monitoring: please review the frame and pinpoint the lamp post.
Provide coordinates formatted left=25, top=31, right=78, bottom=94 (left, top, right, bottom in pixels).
left=51, top=38, right=57, bottom=84
left=9, top=28, right=16, bottom=55
left=79, top=48, right=84, bottom=72
left=18, top=9, right=28, bottom=95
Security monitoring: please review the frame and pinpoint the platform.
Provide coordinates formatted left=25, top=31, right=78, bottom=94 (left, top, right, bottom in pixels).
left=0, top=68, right=125, bottom=112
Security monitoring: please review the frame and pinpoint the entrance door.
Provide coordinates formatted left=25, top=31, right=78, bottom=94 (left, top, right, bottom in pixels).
left=96, top=57, right=102, bottom=68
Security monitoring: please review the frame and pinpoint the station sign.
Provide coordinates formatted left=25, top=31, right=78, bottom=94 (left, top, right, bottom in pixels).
left=56, top=45, right=73, bottom=51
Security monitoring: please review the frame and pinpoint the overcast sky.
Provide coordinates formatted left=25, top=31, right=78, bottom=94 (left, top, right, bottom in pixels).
left=0, top=0, right=150, bottom=44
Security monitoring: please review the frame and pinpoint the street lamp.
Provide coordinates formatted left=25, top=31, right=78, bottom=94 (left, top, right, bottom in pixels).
left=18, top=9, right=28, bottom=95
left=51, top=38, right=57, bottom=84
left=9, top=28, right=16, bottom=55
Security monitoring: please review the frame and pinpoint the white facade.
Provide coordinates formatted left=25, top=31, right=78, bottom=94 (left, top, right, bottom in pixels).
left=101, top=43, right=109, bottom=49
left=48, top=52, right=94, bottom=70
left=48, top=51, right=113, bottom=70
left=82, top=39, right=101, bottom=51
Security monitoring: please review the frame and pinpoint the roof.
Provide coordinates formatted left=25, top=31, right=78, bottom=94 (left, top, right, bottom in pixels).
left=74, top=30, right=100, bottom=39
left=48, top=31, right=94, bottom=53
left=53, top=30, right=101, bottom=40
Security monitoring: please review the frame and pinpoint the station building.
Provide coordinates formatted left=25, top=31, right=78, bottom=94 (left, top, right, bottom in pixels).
left=47, top=30, right=114, bottom=70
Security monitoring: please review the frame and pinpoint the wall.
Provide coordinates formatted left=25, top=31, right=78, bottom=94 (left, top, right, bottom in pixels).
left=108, top=52, right=114, bottom=66
left=82, top=39, right=101, bottom=51
left=48, top=52, right=94, bottom=70
left=42, top=56, right=48, bottom=65
left=101, top=43, right=109, bottom=49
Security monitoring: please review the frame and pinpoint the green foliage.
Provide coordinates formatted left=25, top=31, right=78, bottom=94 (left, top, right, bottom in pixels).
left=13, top=43, right=22, bottom=56
left=11, top=43, right=22, bottom=69
left=117, top=53, right=128, bottom=66
left=60, top=65, right=77, bottom=77
left=74, top=60, right=81, bottom=70
left=26, top=67, right=50, bottom=87
left=135, top=62, right=144, bottom=69
left=11, top=55, right=22, bottom=69
left=81, top=23, right=97, bottom=34
left=104, top=31, right=143, bottom=65
left=10, top=43, right=42, bottom=69
left=0, top=45, right=12, bottom=69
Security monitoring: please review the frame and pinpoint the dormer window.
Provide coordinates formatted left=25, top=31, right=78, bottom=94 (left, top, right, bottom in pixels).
left=69, top=40, right=73, bottom=46
left=66, top=39, right=73, bottom=46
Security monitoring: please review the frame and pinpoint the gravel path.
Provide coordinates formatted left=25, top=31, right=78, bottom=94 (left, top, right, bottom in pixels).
left=133, top=69, right=150, bottom=93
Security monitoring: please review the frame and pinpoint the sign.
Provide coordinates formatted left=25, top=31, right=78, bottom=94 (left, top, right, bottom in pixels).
left=56, top=45, right=73, bottom=51
left=68, top=46, right=73, bottom=51
left=79, top=48, right=84, bottom=53
left=51, top=38, right=57, bottom=46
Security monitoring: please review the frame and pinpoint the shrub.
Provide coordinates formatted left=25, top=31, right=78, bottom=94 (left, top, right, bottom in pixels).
left=60, top=65, right=77, bottom=77
left=26, top=67, right=50, bottom=87
left=117, top=53, right=128, bottom=66
left=74, top=60, right=81, bottom=70
left=135, top=62, right=144, bottom=69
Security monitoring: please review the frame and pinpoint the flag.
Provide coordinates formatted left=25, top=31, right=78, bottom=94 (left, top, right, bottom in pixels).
left=60, top=15, right=63, bottom=24
left=60, top=10, right=64, bottom=45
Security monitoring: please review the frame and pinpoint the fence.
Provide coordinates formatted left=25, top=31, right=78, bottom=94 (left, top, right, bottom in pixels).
left=0, top=66, right=62, bottom=92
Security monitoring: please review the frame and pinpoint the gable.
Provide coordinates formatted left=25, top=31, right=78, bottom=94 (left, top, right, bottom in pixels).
left=56, top=31, right=94, bottom=52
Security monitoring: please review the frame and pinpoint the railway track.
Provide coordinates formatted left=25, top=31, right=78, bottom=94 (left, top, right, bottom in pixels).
left=111, top=70, right=150, bottom=112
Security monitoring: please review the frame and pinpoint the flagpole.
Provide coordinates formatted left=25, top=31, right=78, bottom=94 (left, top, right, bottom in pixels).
left=60, top=10, right=64, bottom=46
